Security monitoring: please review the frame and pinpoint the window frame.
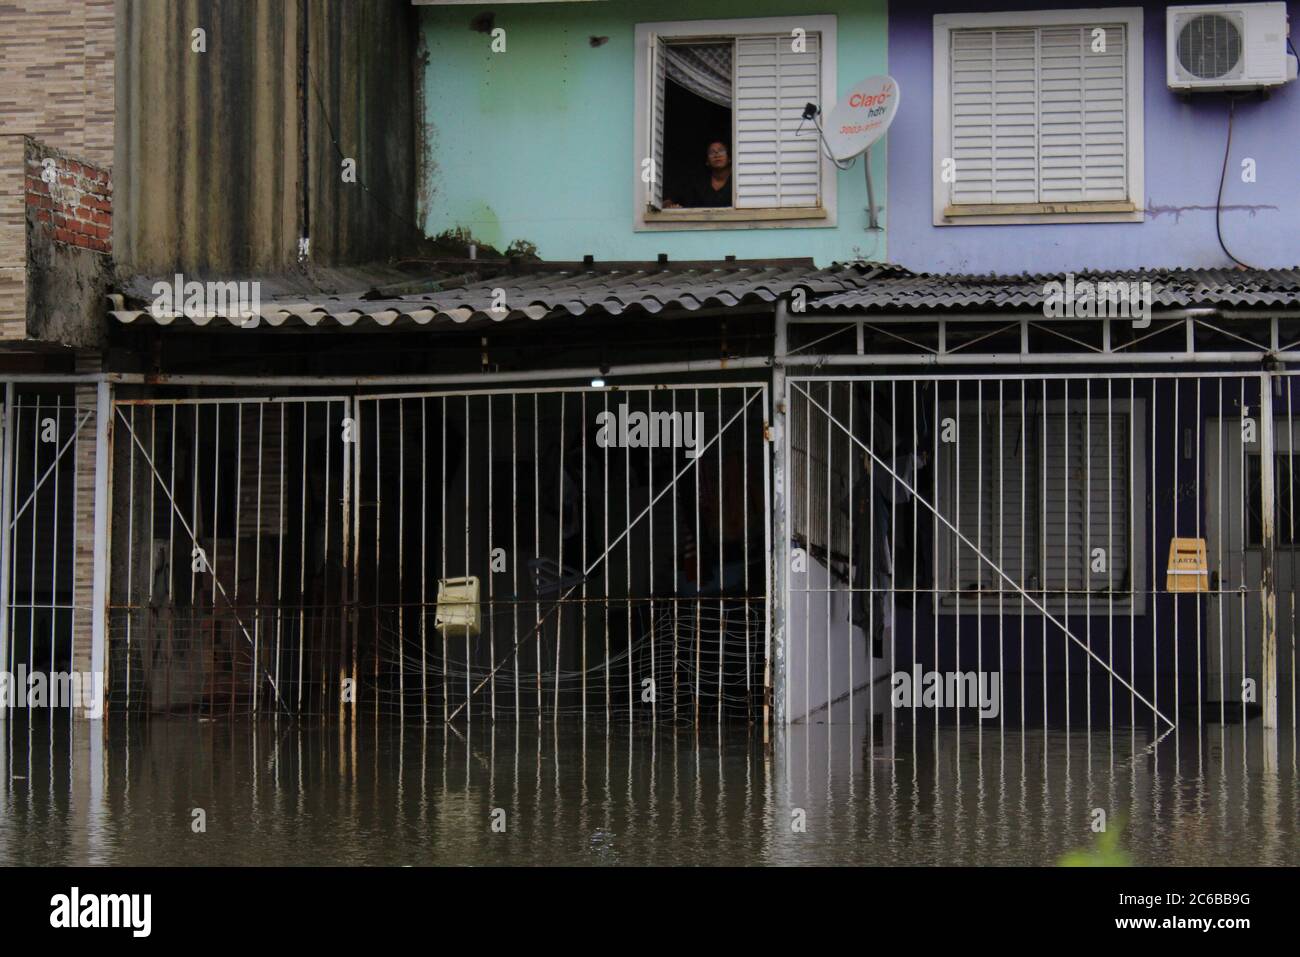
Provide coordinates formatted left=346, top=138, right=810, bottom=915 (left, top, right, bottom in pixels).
left=633, top=15, right=838, bottom=231
left=932, top=7, right=1145, bottom=227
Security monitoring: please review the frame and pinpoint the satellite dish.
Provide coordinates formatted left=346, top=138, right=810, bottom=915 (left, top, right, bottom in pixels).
left=822, top=75, right=900, bottom=162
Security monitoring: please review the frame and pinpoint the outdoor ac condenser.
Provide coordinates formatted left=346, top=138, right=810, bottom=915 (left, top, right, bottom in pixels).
left=1168, top=2, right=1297, bottom=91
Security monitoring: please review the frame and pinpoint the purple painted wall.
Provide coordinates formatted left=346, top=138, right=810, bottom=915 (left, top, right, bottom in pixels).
left=887, top=1, right=1300, bottom=273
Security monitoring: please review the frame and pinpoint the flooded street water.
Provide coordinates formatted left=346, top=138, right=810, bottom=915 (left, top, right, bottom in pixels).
left=3, top=710, right=1296, bottom=867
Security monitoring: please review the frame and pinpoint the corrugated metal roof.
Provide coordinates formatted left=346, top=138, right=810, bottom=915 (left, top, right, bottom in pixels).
left=110, top=260, right=891, bottom=329
left=807, top=267, right=1300, bottom=312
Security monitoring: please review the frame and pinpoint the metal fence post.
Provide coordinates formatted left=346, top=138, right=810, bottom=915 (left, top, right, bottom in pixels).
left=772, top=300, right=789, bottom=729
left=1260, top=371, right=1278, bottom=730
left=90, top=380, right=112, bottom=722
left=0, top=382, right=13, bottom=717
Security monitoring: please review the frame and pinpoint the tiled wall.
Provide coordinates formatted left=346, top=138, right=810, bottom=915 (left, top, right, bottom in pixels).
left=0, top=0, right=115, bottom=166
left=0, top=0, right=115, bottom=340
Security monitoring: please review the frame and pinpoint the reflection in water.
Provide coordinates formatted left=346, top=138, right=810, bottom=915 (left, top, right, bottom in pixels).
left=0, top=711, right=1296, bottom=866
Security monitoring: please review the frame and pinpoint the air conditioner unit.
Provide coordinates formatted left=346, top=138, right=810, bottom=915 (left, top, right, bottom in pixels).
left=1167, top=2, right=1297, bottom=91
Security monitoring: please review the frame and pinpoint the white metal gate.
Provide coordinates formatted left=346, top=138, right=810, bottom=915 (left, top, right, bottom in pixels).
left=108, top=384, right=772, bottom=726
left=0, top=385, right=97, bottom=717
left=782, top=373, right=1292, bottom=732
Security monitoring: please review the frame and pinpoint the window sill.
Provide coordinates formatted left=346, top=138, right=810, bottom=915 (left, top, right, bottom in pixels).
left=639, top=206, right=831, bottom=230
left=937, top=200, right=1143, bottom=226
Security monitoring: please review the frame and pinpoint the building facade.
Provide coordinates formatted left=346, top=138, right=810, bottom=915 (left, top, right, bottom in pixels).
left=1, top=0, right=1297, bottom=740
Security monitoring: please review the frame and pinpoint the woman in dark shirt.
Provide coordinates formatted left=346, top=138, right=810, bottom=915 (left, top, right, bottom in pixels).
left=664, top=140, right=732, bottom=209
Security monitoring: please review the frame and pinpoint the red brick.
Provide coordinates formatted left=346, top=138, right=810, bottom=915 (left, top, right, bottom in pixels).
left=34, top=209, right=50, bottom=224
left=54, top=228, right=74, bottom=244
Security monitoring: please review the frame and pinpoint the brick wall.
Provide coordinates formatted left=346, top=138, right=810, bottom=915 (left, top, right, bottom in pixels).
left=25, top=139, right=112, bottom=255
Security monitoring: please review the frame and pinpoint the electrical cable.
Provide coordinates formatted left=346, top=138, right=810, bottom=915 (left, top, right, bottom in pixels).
left=1216, top=95, right=1257, bottom=270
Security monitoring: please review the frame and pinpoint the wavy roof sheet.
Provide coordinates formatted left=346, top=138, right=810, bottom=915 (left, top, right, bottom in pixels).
left=110, top=260, right=893, bottom=329
left=806, top=268, right=1300, bottom=312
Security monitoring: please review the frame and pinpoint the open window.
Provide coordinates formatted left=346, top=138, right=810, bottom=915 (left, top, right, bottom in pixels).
left=636, top=16, right=837, bottom=229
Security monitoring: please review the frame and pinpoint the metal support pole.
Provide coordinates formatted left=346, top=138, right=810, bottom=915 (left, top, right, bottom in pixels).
left=0, top=382, right=14, bottom=717
left=90, top=381, right=111, bottom=722
left=772, top=300, right=789, bottom=728
left=863, top=145, right=880, bottom=230
left=1260, top=371, right=1278, bottom=730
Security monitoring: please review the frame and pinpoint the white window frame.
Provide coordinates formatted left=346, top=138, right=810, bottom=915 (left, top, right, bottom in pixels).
left=633, top=16, right=838, bottom=231
left=932, top=7, right=1144, bottom=227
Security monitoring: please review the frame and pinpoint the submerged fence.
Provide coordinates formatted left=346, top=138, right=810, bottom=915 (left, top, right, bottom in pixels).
left=104, top=385, right=771, bottom=725
left=5, top=371, right=1299, bottom=734
left=785, top=372, right=1297, bottom=733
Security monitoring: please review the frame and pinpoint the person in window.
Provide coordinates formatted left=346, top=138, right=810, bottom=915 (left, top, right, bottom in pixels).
left=664, top=140, right=733, bottom=209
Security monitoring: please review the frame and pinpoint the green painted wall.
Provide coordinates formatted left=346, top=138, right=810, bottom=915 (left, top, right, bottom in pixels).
left=419, top=1, right=888, bottom=266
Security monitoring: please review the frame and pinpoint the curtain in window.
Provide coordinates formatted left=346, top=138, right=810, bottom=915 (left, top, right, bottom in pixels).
left=665, top=43, right=732, bottom=107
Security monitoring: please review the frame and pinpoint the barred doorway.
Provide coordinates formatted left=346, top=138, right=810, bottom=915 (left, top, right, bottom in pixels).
left=107, top=384, right=771, bottom=726
left=783, top=373, right=1293, bottom=732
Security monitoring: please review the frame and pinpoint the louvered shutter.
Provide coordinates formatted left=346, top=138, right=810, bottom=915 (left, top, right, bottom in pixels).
left=1039, top=25, right=1127, bottom=201
left=646, top=34, right=666, bottom=211
left=953, top=408, right=1039, bottom=591
left=947, top=22, right=1128, bottom=206
left=734, top=33, right=821, bottom=209
left=1041, top=411, right=1130, bottom=596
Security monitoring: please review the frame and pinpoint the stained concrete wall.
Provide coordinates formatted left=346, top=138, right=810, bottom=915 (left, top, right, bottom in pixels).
left=114, top=0, right=422, bottom=276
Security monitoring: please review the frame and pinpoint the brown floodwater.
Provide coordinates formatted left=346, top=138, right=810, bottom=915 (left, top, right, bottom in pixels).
left=1, top=711, right=1296, bottom=866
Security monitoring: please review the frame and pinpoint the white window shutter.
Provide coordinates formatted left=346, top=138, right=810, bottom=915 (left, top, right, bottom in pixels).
left=1041, top=410, right=1130, bottom=595
left=949, top=29, right=995, bottom=205
left=1039, top=25, right=1127, bottom=202
left=734, top=33, right=821, bottom=209
left=647, top=34, right=666, bottom=211
left=949, top=22, right=1128, bottom=206
left=953, top=407, right=1039, bottom=591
